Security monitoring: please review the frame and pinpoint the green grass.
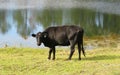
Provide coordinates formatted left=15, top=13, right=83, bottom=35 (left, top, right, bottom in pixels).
left=0, top=47, right=120, bottom=75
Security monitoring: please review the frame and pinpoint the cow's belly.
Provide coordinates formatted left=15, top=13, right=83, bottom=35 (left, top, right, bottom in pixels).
left=57, top=39, right=70, bottom=46
left=60, top=41, right=70, bottom=46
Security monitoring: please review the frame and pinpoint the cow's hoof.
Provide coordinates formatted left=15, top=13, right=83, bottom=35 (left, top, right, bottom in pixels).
left=78, top=58, right=81, bottom=60
left=48, top=57, right=51, bottom=60
left=65, top=58, right=71, bottom=61
left=52, top=58, right=55, bottom=60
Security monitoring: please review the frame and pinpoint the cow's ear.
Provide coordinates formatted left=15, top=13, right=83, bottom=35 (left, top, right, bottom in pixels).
left=32, top=34, right=36, bottom=37
left=43, top=32, right=48, bottom=38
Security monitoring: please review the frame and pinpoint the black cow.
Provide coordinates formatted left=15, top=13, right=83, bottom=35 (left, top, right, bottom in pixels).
left=32, top=25, right=85, bottom=60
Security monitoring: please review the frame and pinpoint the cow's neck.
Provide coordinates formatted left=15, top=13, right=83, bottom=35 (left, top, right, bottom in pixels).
left=42, top=38, right=55, bottom=48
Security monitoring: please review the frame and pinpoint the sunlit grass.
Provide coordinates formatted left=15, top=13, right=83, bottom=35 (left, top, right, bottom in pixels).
left=0, top=46, right=120, bottom=75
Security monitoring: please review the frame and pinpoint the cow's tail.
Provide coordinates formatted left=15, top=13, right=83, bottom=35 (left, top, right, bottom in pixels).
left=80, top=29, right=86, bottom=57
left=81, top=36, right=86, bottom=57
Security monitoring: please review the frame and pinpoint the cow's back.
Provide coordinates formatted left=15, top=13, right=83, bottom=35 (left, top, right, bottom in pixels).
left=44, top=25, right=82, bottom=38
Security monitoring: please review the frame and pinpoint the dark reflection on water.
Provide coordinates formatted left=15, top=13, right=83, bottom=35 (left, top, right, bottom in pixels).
left=0, top=8, right=120, bottom=47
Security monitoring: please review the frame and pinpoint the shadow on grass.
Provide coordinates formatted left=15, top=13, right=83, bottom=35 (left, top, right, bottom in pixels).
left=55, top=55, right=120, bottom=61
left=82, top=55, right=120, bottom=61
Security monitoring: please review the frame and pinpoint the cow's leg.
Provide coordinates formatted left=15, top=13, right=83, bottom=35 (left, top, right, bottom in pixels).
left=52, top=47, right=56, bottom=60
left=48, top=48, right=53, bottom=60
left=68, top=40, right=76, bottom=60
left=78, top=42, right=81, bottom=60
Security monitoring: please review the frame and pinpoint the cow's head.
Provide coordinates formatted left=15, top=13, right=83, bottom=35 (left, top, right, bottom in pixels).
left=32, top=32, right=42, bottom=46
left=32, top=32, right=48, bottom=46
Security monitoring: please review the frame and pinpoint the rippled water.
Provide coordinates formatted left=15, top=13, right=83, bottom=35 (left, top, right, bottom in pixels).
left=0, top=0, right=120, bottom=48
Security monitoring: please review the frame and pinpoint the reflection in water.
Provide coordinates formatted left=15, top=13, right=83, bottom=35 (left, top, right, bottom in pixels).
left=0, top=8, right=120, bottom=47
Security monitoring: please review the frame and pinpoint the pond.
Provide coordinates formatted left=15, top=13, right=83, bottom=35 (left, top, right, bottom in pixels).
left=0, top=0, right=120, bottom=47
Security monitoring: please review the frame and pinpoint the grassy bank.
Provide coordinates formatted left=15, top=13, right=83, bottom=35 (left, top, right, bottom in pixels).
left=0, top=47, right=120, bottom=75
